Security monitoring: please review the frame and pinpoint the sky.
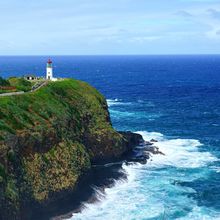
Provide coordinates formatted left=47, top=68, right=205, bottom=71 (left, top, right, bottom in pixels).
left=0, top=0, right=220, bottom=55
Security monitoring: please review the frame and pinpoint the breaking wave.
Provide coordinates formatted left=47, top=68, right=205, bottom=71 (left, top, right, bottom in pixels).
left=71, top=131, right=219, bottom=220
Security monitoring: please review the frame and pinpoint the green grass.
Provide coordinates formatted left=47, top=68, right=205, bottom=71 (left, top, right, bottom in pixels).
left=0, top=77, right=10, bottom=86
left=0, top=77, right=32, bottom=94
left=0, top=78, right=125, bottom=214
left=8, top=77, right=32, bottom=92
left=0, top=79, right=110, bottom=138
left=0, top=89, right=17, bottom=94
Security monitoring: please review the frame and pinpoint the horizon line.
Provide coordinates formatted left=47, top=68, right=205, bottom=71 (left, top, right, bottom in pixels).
left=0, top=54, right=220, bottom=57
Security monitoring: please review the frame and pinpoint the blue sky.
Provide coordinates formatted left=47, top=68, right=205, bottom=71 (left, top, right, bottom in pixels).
left=0, top=0, right=220, bottom=55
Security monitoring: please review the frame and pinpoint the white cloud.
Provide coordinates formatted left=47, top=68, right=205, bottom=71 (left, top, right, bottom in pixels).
left=1, top=0, right=220, bottom=54
left=129, top=36, right=162, bottom=43
left=175, top=10, right=193, bottom=17
left=207, top=8, right=220, bottom=19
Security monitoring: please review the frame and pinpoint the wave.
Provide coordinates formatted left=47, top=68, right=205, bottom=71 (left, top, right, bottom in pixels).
left=210, top=165, right=220, bottom=173
left=107, top=99, right=155, bottom=107
left=136, top=131, right=218, bottom=168
left=109, top=109, right=162, bottom=120
left=107, top=99, right=131, bottom=107
left=107, top=99, right=160, bottom=121
left=70, top=131, right=219, bottom=220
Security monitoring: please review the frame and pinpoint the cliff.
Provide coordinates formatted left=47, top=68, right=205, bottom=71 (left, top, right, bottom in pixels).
left=0, top=79, right=142, bottom=220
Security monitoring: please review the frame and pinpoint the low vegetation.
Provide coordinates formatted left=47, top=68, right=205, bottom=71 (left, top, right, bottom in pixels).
left=0, top=77, right=32, bottom=94
left=0, top=78, right=126, bottom=219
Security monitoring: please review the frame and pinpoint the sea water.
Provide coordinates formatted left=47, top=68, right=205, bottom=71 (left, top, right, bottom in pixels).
left=1, top=55, right=220, bottom=219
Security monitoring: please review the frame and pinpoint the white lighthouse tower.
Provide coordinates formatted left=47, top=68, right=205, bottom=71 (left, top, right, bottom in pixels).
left=46, top=59, right=53, bottom=80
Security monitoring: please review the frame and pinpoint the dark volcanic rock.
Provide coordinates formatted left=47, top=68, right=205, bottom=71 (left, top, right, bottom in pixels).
left=0, top=79, right=146, bottom=220
left=119, top=131, right=144, bottom=151
left=150, top=139, right=158, bottom=143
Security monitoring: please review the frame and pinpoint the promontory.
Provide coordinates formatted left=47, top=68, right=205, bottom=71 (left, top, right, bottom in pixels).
left=0, top=78, right=142, bottom=220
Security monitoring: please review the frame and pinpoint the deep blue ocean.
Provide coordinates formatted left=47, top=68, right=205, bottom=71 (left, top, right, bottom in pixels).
left=1, top=55, right=220, bottom=219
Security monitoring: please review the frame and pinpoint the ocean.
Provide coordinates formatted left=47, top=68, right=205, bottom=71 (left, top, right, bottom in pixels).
left=1, top=55, right=220, bottom=219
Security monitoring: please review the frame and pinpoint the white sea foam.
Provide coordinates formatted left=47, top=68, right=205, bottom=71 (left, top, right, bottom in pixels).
left=70, top=131, right=219, bottom=220
left=107, top=99, right=131, bottom=107
left=107, top=99, right=155, bottom=108
left=106, top=98, right=119, bottom=106
left=210, top=165, right=220, bottom=173
left=107, top=99, right=161, bottom=121
left=136, top=131, right=218, bottom=168
left=109, top=109, right=162, bottom=120
left=179, top=206, right=220, bottom=220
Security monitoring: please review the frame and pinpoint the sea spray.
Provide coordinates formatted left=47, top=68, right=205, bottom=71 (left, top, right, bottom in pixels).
left=71, top=131, right=219, bottom=220
left=137, top=131, right=218, bottom=168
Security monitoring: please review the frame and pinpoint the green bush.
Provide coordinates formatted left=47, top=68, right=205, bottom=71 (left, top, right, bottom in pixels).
left=5, top=178, right=19, bottom=202
left=7, top=149, right=16, bottom=162
left=0, top=77, right=10, bottom=86
left=0, top=163, right=6, bottom=180
left=8, top=77, right=31, bottom=92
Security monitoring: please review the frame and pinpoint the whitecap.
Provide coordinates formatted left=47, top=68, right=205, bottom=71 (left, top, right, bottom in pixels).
left=210, top=165, right=220, bottom=173
left=70, top=131, right=219, bottom=220
left=109, top=109, right=162, bottom=120
left=136, top=131, right=218, bottom=168
left=179, top=205, right=220, bottom=220
left=107, top=99, right=131, bottom=107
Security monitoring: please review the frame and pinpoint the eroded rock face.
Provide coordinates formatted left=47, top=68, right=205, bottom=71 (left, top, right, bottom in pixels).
left=0, top=79, right=143, bottom=220
left=119, top=131, right=144, bottom=151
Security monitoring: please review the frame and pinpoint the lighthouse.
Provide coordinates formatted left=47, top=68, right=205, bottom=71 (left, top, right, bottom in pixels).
left=46, top=59, right=53, bottom=80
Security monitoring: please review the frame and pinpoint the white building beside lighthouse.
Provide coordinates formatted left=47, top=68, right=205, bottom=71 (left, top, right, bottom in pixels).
left=46, top=59, right=57, bottom=81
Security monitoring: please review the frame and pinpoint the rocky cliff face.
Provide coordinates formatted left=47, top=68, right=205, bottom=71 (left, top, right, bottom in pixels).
left=0, top=79, right=142, bottom=220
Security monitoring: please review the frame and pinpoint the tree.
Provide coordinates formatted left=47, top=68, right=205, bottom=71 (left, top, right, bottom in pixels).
left=0, top=77, right=10, bottom=86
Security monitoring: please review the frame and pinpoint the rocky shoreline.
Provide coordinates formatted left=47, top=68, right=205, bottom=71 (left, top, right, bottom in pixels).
left=0, top=79, right=165, bottom=220
left=48, top=135, right=164, bottom=220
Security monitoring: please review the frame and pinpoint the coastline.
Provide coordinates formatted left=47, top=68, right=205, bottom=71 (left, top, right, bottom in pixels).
left=31, top=162, right=126, bottom=220
left=1, top=55, right=219, bottom=220
left=33, top=138, right=162, bottom=220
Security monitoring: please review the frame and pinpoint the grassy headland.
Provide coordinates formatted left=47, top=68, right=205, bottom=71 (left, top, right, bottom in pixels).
left=0, top=78, right=132, bottom=219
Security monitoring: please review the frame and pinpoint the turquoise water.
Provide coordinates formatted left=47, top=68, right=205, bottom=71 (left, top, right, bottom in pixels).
left=1, top=55, right=220, bottom=219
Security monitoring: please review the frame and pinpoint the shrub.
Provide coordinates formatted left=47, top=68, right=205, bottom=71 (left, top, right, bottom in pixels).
left=0, top=77, right=10, bottom=86
left=7, top=149, right=16, bottom=162
left=8, top=77, right=31, bottom=92
left=0, top=163, right=6, bottom=180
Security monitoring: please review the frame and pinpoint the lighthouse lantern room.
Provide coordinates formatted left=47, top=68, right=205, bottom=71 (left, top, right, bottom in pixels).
left=46, top=59, right=53, bottom=80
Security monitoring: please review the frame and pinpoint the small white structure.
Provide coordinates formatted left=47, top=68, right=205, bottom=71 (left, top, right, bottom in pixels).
left=24, top=74, right=37, bottom=81
left=46, top=59, right=57, bottom=81
left=46, top=59, right=53, bottom=80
